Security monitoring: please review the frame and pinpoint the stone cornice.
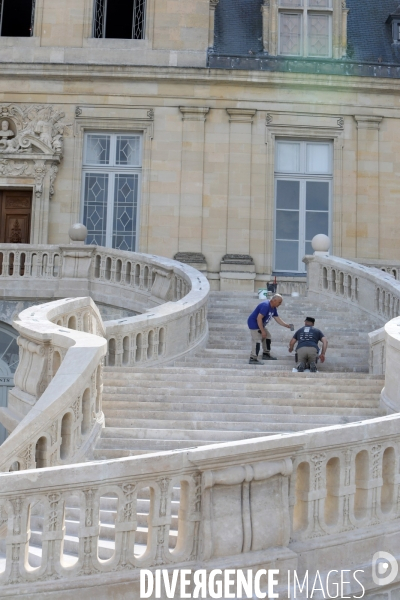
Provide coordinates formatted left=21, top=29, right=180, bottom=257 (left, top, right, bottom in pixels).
left=179, top=106, right=210, bottom=121
left=3, top=62, right=400, bottom=97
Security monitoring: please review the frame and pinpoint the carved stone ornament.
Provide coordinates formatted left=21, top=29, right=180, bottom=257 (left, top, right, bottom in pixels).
left=221, top=254, right=254, bottom=265
left=0, top=104, right=71, bottom=156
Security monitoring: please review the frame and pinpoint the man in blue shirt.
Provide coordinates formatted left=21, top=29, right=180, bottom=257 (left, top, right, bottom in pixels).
left=247, top=294, right=293, bottom=364
left=288, top=317, right=328, bottom=372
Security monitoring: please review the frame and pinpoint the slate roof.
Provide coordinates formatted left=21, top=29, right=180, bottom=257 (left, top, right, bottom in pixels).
left=214, top=0, right=263, bottom=55
left=212, top=0, right=400, bottom=67
left=347, top=0, right=400, bottom=63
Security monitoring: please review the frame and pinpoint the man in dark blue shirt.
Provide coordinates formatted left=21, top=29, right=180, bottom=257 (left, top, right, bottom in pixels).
left=247, top=294, right=293, bottom=364
left=288, top=317, right=328, bottom=372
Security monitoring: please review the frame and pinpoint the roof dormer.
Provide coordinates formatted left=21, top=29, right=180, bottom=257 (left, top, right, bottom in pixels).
left=386, top=5, right=400, bottom=43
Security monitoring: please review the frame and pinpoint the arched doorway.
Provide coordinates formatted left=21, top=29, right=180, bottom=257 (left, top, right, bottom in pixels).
left=0, top=322, right=19, bottom=445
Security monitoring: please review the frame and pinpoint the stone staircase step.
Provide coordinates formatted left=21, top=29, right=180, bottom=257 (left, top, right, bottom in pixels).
left=96, top=291, right=384, bottom=458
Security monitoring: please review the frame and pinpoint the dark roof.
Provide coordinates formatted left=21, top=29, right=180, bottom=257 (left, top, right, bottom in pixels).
left=347, top=0, right=400, bottom=63
left=211, top=0, right=400, bottom=70
left=214, top=0, right=263, bottom=55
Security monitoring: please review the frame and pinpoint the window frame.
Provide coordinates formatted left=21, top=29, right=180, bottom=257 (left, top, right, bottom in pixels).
left=278, top=0, right=333, bottom=58
left=273, top=139, right=333, bottom=274
left=80, top=131, right=143, bottom=252
left=0, top=0, right=36, bottom=37
left=92, top=0, right=147, bottom=40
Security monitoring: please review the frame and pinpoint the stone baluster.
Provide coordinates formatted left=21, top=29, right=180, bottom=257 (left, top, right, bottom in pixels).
left=13, top=252, right=21, bottom=277
left=99, top=253, right=106, bottom=281
left=79, top=489, right=100, bottom=576
left=43, top=492, right=64, bottom=578
left=7, top=497, right=27, bottom=584
left=153, top=477, right=172, bottom=566
left=370, top=444, right=383, bottom=525
left=341, top=449, right=355, bottom=531
left=309, top=453, right=327, bottom=537
left=117, top=483, right=137, bottom=569
left=2, top=250, right=9, bottom=277
left=139, top=265, right=144, bottom=290
left=141, top=334, right=148, bottom=362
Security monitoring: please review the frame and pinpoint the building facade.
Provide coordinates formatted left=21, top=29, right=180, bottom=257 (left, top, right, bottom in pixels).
left=0, top=0, right=400, bottom=289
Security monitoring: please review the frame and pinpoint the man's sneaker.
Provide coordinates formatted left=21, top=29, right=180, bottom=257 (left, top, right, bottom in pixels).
left=249, top=357, right=264, bottom=365
left=310, top=362, right=317, bottom=373
left=262, top=353, right=277, bottom=360
left=297, top=362, right=305, bottom=372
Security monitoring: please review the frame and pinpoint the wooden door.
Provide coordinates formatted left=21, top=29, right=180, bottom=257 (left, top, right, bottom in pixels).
left=0, top=190, right=32, bottom=244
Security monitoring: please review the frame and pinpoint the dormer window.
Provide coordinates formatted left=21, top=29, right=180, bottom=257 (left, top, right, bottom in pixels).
left=278, top=0, right=332, bottom=58
left=386, top=6, right=400, bottom=43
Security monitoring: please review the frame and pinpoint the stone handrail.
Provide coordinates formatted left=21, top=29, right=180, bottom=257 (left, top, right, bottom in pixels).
left=1, top=411, right=400, bottom=593
left=304, top=253, right=400, bottom=377
left=0, top=297, right=107, bottom=472
left=0, top=243, right=210, bottom=366
left=355, top=258, right=400, bottom=281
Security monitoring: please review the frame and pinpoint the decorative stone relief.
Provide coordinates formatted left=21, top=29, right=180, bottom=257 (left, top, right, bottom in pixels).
left=0, top=104, right=71, bottom=242
left=0, top=104, right=71, bottom=156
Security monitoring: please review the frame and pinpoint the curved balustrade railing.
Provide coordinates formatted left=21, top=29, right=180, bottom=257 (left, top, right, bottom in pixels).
left=304, top=253, right=400, bottom=379
left=0, top=298, right=107, bottom=472
left=1, top=410, right=400, bottom=594
left=0, top=243, right=210, bottom=366
left=2, top=252, right=400, bottom=596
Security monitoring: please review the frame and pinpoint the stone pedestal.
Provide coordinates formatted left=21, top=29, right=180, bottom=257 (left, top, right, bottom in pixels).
left=58, top=244, right=96, bottom=296
left=219, top=254, right=256, bottom=292
left=173, top=252, right=208, bottom=274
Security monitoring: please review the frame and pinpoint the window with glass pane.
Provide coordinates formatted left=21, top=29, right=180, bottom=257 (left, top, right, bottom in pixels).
left=279, top=13, right=302, bottom=56
left=82, top=133, right=142, bottom=252
left=278, top=0, right=331, bottom=57
left=308, top=14, right=330, bottom=57
left=275, top=180, right=300, bottom=271
left=274, top=140, right=332, bottom=273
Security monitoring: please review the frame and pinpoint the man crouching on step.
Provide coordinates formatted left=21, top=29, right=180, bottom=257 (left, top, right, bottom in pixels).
left=288, top=316, right=328, bottom=372
left=247, top=294, right=293, bottom=365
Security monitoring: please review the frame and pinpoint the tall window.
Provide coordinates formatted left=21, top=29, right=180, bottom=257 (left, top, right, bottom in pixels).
left=0, top=0, right=35, bottom=36
left=93, top=0, right=146, bottom=39
left=278, top=0, right=332, bottom=58
left=274, top=140, right=332, bottom=273
left=82, top=133, right=142, bottom=252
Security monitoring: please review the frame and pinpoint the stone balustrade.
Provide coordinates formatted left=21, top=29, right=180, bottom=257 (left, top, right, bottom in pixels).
left=2, top=251, right=400, bottom=595
left=1, top=410, right=400, bottom=594
left=304, top=253, right=400, bottom=377
left=0, top=297, right=107, bottom=472
left=0, top=243, right=210, bottom=367
left=356, top=258, right=400, bottom=281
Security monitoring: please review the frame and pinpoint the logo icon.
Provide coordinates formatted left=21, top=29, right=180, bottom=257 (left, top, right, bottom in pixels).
left=372, top=551, right=398, bottom=586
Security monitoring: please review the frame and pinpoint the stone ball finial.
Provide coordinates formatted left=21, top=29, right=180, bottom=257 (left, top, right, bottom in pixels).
left=68, top=223, right=88, bottom=243
left=311, top=234, right=330, bottom=253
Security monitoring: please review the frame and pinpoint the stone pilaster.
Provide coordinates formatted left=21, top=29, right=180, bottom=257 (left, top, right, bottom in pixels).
left=261, top=0, right=269, bottom=53
left=354, top=115, right=383, bottom=259
left=178, top=107, right=209, bottom=253
left=226, top=109, right=256, bottom=256
left=209, top=0, right=219, bottom=49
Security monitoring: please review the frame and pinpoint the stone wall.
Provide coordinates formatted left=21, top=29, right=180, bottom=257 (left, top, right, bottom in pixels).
left=0, top=74, right=399, bottom=289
